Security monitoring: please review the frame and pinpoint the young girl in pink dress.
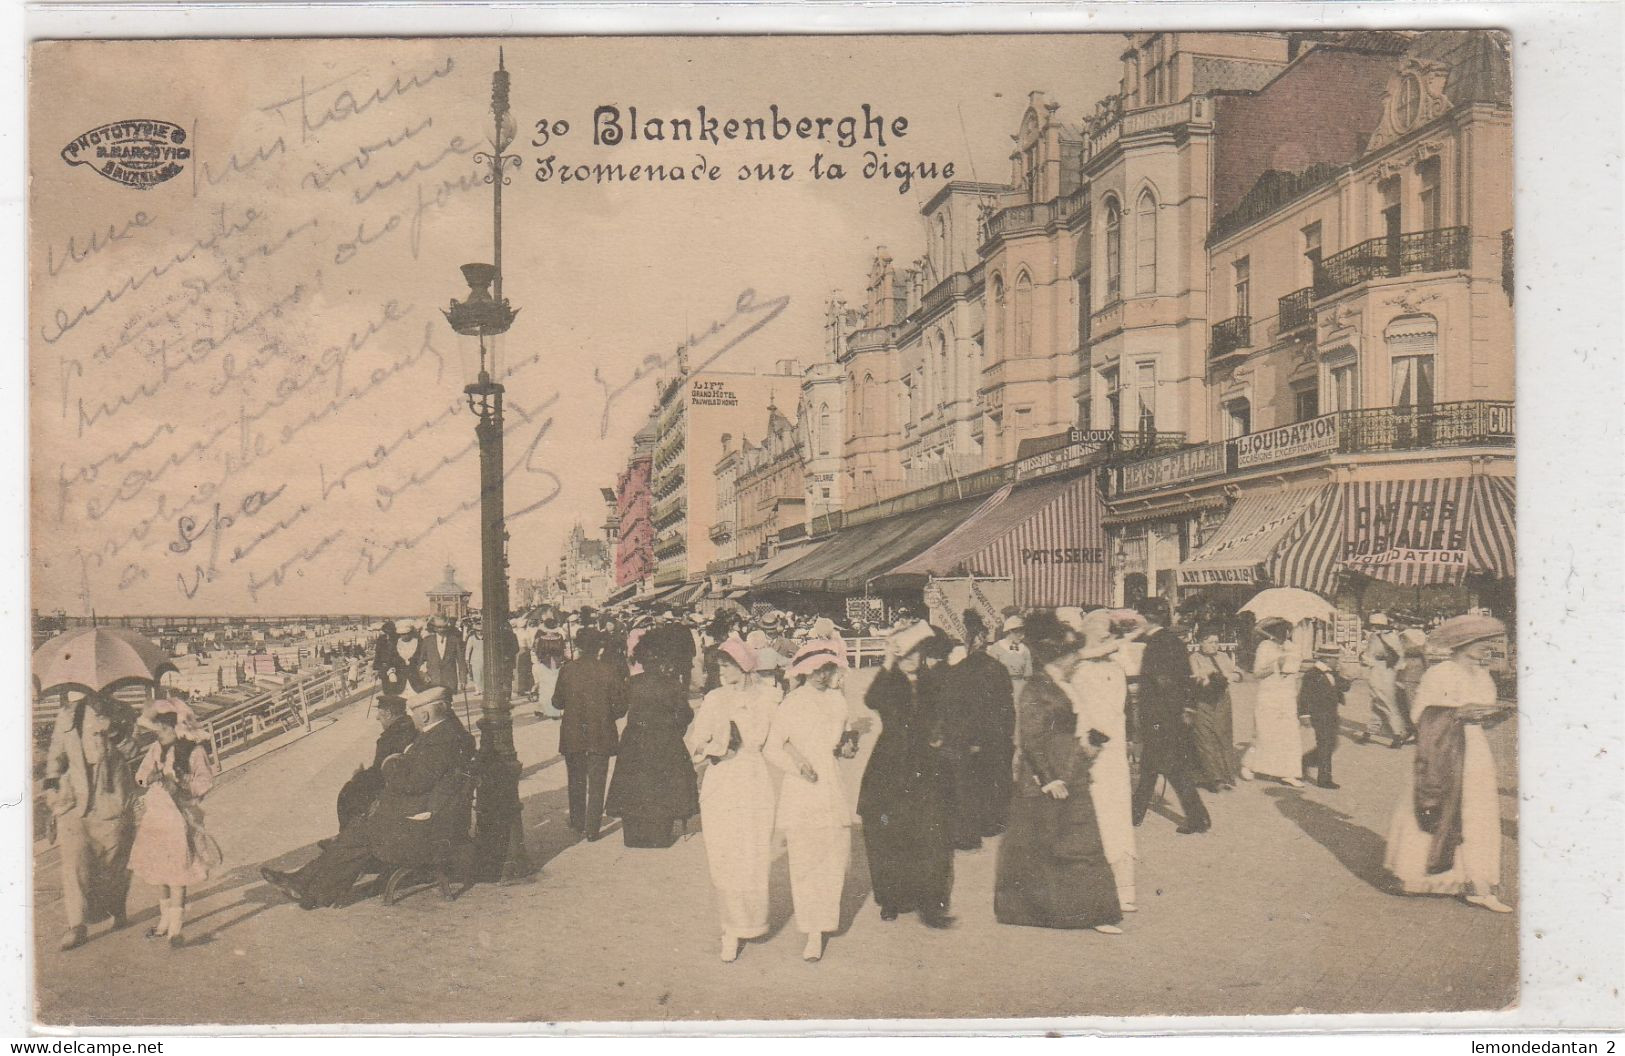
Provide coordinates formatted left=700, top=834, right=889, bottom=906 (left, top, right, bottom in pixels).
left=129, top=700, right=222, bottom=949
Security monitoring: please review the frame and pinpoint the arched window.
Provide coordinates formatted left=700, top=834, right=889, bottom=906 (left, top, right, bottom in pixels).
left=1104, top=197, right=1122, bottom=301
left=818, top=402, right=832, bottom=456
left=862, top=372, right=877, bottom=429
left=1014, top=273, right=1034, bottom=358
left=990, top=274, right=1006, bottom=360
left=1135, top=189, right=1158, bottom=294
left=936, top=332, right=951, bottom=406
left=935, top=214, right=949, bottom=276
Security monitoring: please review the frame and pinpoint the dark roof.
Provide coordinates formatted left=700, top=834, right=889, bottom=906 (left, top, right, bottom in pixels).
left=1209, top=162, right=1346, bottom=246
left=1407, top=29, right=1512, bottom=106
left=1289, top=30, right=1415, bottom=57
left=1191, top=56, right=1288, bottom=94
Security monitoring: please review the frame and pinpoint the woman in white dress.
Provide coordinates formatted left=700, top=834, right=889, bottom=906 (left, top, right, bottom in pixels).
left=1240, top=619, right=1305, bottom=787
left=1384, top=613, right=1513, bottom=913
left=1063, top=609, right=1137, bottom=912
left=686, top=638, right=780, bottom=962
left=763, top=639, right=858, bottom=962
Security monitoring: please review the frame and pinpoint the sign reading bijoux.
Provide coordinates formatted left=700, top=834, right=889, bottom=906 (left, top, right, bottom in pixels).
left=1235, top=414, right=1340, bottom=468
left=1014, top=429, right=1117, bottom=480
left=1119, top=444, right=1227, bottom=494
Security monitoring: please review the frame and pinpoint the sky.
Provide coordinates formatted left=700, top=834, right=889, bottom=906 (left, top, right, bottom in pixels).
left=29, top=34, right=1123, bottom=616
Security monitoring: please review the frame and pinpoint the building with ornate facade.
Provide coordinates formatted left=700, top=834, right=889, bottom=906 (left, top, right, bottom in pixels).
left=607, top=30, right=1516, bottom=629
left=651, top=364, right=801, bottom=591
left=612, top=412, right=658, bottom=593
left=1103, top=29, right=1514, bottom=619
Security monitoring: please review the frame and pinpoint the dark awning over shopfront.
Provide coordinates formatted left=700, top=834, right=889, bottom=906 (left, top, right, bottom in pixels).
left=1339, top=475, right=1516, bottom=586
left=876, top=475, right=1111, bottom=607
left=1177, top=486, right=1342, bottom=594
left=753, top=495, right=988, bottom=596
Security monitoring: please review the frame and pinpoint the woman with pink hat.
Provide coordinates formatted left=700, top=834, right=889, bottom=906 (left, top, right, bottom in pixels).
left=1383, top=613, right=1514, bottom=913
left=763, top=638, right=858, bottom=961
left=128, top=699, right=222, bottom=949
left=685, top=638, right=779, bottom=963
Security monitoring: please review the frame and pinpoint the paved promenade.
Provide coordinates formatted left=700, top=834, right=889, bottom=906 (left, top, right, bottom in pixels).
left=32, top=675, right=1518, bottom=1027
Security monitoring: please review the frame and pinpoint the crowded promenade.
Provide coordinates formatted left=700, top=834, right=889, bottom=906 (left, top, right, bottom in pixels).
left=32, top=600, right=1518, bottom=1024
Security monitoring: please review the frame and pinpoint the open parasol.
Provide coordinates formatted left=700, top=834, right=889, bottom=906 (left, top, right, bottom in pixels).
left=1239, top=587, right=1336, bottom=626
left=32, top=626, right=178, bottom=697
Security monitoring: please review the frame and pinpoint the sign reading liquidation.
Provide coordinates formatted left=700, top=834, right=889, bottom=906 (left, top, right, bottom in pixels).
left=1119, top=444, right=1227, bottom=494
left=1234, top=414, right=1340, bottom=468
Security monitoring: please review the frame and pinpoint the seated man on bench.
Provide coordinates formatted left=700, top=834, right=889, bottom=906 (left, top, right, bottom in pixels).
left=263, top=686, right=474, bottom=908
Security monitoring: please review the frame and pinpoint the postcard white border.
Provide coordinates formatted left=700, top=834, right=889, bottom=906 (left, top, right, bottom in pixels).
left=4, top=0, right=1622, bottom=1040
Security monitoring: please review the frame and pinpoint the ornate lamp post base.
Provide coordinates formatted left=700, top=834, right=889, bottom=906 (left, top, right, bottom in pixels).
left=474, top=717, right=533, bottom=882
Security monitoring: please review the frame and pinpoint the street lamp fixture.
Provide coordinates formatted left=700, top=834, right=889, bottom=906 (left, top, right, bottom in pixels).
left=445, top=50, right=531, bottom=884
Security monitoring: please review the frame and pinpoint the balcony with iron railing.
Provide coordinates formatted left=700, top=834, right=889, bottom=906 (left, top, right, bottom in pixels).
left=652, top=495, right=686, bottom=530
left=1210, top=315, right=1251, bottom=358
left=1314, top=227, right=1470, bottom=299
left=1083, top=96, right=1213, bottom=165
left=1108, top=400, right=1514, bottom=497
left=654, top=531, right=686, bottom=559
left=1277, top=287, right=1315, bottom=335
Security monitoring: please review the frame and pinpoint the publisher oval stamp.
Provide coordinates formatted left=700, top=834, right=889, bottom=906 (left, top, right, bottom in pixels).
left=60, top=118, right=190, bottom=189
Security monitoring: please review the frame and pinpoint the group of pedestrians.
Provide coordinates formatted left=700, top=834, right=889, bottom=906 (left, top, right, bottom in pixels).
left=43, top=696, right=221, bottom=952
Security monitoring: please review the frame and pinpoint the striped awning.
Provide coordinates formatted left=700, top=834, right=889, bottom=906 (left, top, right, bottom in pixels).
left=1339, top=476, right=1472, bottom=586
left=1340, top=475, right=1516, bottom=586
left=877, top=474, right=1111, bottom=607
left=752, top=495, right=987, bottom=595
left=1466, top=475, right=1516, bottom=579
left=1178, top=486, right=1341, bottom=591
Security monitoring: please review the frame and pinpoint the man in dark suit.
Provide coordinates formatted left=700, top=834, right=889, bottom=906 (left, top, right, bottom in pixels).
left=1129, top=597, right=1211, bottom=834
left=942, top=610, right=1016, bottom=849
left=418, top=616, right=466, bottom=692
left=263, top=686, right=475, bottom=907
left=334, top=694, right=418, bottom=829
left=1298, top=645, right=1352, bottom=789
left=552, top=630, right=626, bottom=840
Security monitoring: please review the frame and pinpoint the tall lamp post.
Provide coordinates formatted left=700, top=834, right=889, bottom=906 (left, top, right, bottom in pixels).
left=443, top=50, right=530, bottom=883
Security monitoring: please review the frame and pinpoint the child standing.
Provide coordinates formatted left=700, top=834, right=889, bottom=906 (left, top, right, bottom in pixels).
left=129, top=700, right=222, bottom=948
left=1298, top=645, right=1352, bottom=789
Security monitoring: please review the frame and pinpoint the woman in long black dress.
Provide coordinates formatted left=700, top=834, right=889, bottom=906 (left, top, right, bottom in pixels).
left=604, top=631, right=699, bottom=848
left=994, top=610, right=1124, bottom=934
left=858, top=623, right=957, bottom=928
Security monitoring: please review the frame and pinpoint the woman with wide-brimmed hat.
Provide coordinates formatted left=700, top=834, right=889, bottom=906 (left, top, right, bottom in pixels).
left=858, top=622, right=959, bottom=929
left=764, top=638, right=858, bottom=961
left=128, top=698, right=222, bottom=949
left=1240, top=617, right=1306, bottom=787
left=994, top=610, right=1124, bottom=934
left=1383, top=613, right=1514, bottom=913
left=604, top=631, right=699, bottom=848
left=686, top=638, right=779, bottom=962
left=1062, top=608, right=1138, bottom=913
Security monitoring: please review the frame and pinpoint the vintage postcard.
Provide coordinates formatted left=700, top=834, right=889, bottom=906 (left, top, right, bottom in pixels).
left=27, top=31, right=1519, bottom=1027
